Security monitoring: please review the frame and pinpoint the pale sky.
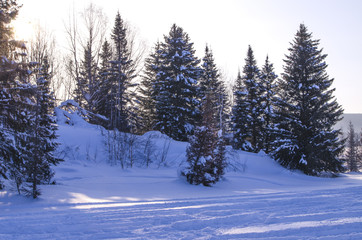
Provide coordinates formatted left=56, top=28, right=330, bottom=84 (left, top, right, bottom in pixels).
left=14, top=0, right=362, bottom=113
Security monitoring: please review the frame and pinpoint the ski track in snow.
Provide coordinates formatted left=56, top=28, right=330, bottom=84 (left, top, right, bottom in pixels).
left=1, top=185, right=362, bottom=239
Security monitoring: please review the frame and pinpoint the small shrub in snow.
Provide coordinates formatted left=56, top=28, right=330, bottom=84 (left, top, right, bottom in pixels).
left=183, top=126, right=226, bottom=186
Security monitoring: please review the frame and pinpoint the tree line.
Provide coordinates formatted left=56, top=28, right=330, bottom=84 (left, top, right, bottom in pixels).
left=0, top=1, right=354, bottom=193
left=62, top=7, right=346, bottom=182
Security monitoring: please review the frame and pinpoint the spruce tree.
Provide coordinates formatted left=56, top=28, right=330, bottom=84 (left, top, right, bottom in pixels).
left=137, top=42, right=162, bottom=133
left=96, top=39, right=112, bottom=120
left=0, top=1, right=61, bottom=196
left=183, top=46, right=228, bottom=184
left=199, top=45, right=228, bottom=131
left=155, top=24, right=202, bottom=141
left=231, top=72, right=250, bottom=151
left=346, top=121, right=360, bottom=172
left=10, top=88, right=33, bottom=195
left=260, top=56, right=277, bottom=153
left=272, top=24, right=344, bottom=176
left=23, top=56, right=61, bottom=198
left=78, top=41, right=98, bottom=113
left=0, top=0, right=26, bottom=189
left=6, top=60, right=35, bottom=195
left=183, top=93, right=226, bottom=186
left=232, top=46, right=263, bottom=152
left=108, top=11, right=136, bottom=131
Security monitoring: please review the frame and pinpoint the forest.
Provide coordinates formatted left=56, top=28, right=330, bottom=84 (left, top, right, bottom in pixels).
left=0, top=0, right=361, bottom=199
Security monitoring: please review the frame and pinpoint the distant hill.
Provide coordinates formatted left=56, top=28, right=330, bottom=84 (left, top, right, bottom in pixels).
left=335, top=114, right=362, bottom=133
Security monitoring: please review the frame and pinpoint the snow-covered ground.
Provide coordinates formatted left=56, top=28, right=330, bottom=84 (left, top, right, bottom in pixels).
left=1, top=118, right=362, bottom=239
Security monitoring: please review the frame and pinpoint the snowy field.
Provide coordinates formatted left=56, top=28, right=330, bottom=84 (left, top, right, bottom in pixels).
left=1, top=119, right=362, bottom=239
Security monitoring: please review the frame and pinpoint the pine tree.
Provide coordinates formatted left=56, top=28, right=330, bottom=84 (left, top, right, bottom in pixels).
left=137, top=42, right=162, bottom=133
left=260, top=56, right=277, bottom=153
left=155, top=24, right=202, bottom=141
left=183, top=93, right=226, bottom=186
left=199, top=45, right=228, bottom=131
left=232, top=46, right=263, bottom=152
left=346, top=121, right=360, bottom=172
left=272, top=24, right=344, bottom=176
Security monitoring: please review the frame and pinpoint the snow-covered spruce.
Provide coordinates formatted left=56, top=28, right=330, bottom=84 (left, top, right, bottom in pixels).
left=199, top=45, right=229, bottom=132
left=183, top=88, right=226, bottom=186
left=232, top=46, right=264, bottom=153
left=271, top=24, right=344, bottom=176
left=0, top=2, right=60, bottom=198
left=0, top=1, right=23, bottom=190
left=183, top=126, right=226, bottom=186
left=137, top=41, right=163, bottom=133
left=107, top=12, right=137, bottom=131
left=21, top=57, right=62, bottom=198
left=154, top=24, right=202, bottom=141
left=259, top=56, right=278, bottom=153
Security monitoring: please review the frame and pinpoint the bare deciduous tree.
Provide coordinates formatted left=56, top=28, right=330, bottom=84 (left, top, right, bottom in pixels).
left=64, top=3, right=108, bottom=106
left=28, top=24, right=64, bottom=103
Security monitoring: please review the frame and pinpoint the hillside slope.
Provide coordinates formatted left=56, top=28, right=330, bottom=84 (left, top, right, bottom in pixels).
left=1, top=116, right=362, bottom=239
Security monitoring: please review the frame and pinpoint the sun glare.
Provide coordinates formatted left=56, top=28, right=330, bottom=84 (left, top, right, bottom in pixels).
left=12, top=17, right=33, bottom=42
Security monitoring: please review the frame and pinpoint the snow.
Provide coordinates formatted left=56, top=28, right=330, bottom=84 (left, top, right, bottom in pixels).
left=1, top=117, right=362, bottom=239
left=299, top=154, right=308, bottom=165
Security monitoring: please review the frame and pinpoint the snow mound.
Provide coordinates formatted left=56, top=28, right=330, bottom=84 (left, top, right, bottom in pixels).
left=54, top=110, right=287, bottom=178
